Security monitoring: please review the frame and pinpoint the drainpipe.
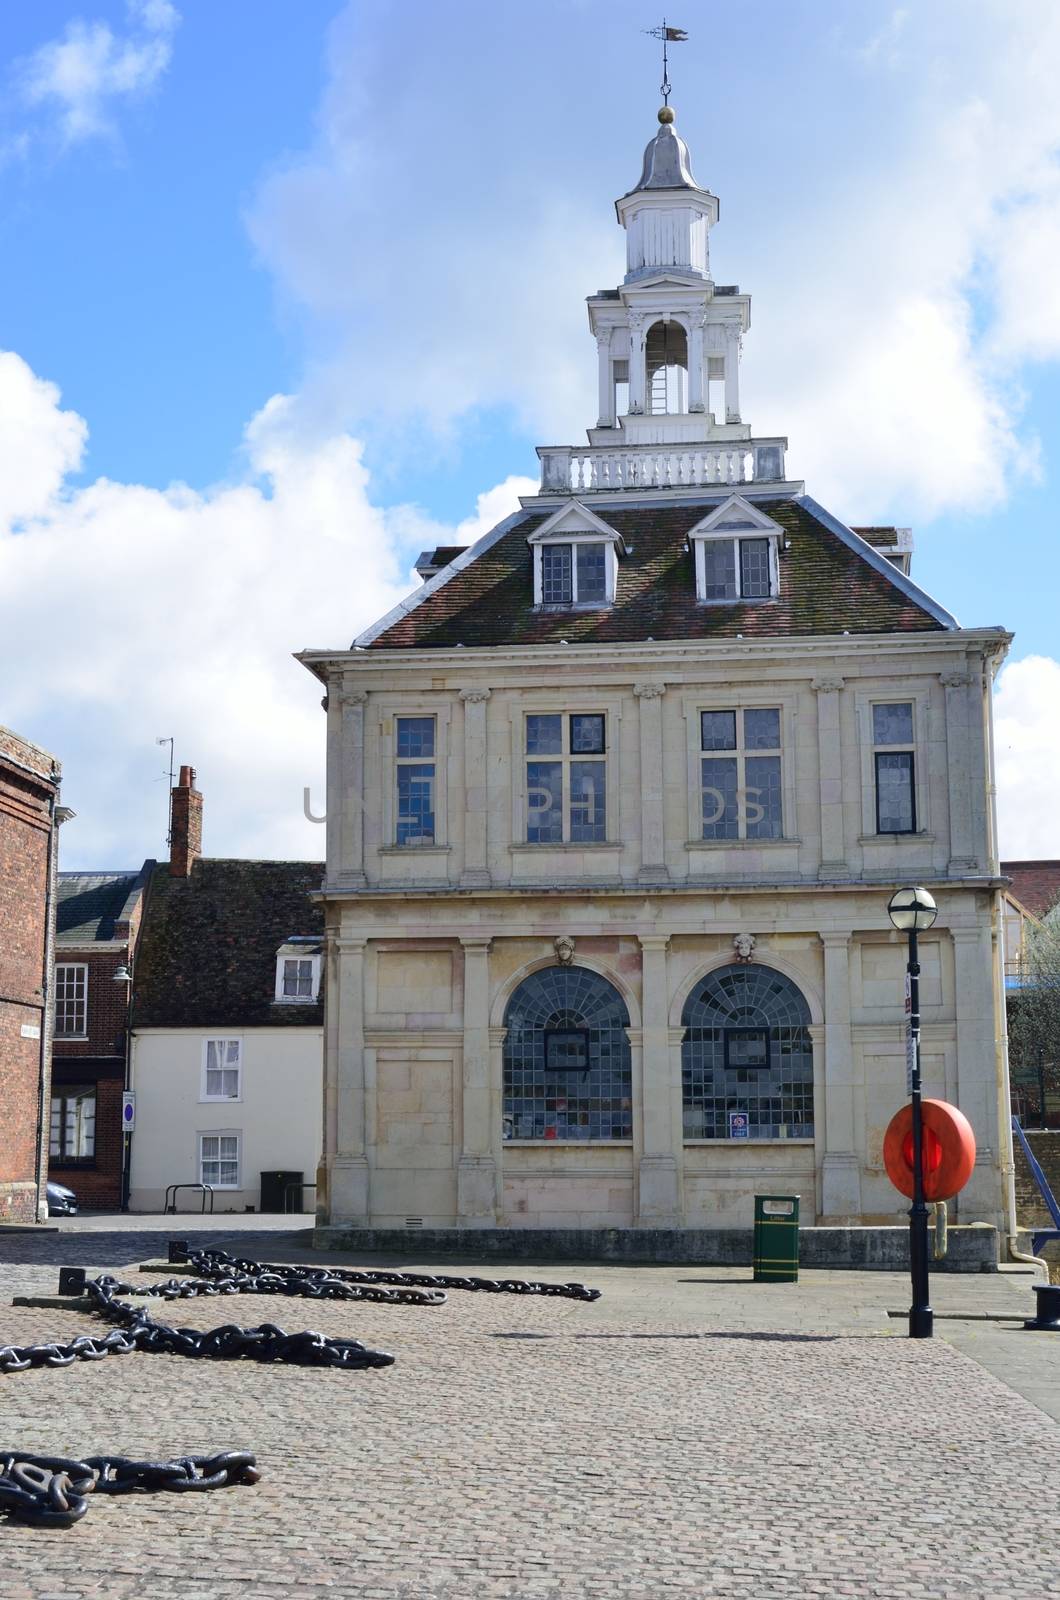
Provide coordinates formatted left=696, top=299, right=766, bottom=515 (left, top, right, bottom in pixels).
left=34, top=780, right=70, bottom=1222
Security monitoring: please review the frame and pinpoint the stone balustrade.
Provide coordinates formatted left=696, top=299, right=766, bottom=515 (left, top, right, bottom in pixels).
left=537, top=437, right=788, bottom=494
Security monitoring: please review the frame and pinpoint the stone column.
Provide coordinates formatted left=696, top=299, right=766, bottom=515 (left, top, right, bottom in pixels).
left=952, top=925, right=1001, bottom=1223
left=688, top=313, right=706, bottom=413
left=328, top=935, right=370, bottom=1223
left=634, top=683, right=669, bottom=883
left=942, top=669, right=977, bottom=871
left=628, top=314, right=647, bottom=415
left=459, top=688, right=491, bottom=887
left=724, top=326, right=741, bottom=423
left=458, top=937, right=497, bottom=1225
left=820, top=931, right=862, bottom=1219
left=335, top=688, right=367, bottom=888
left=813, top=676, right=846, bottom=879
left=596, top=329, right=613, bottom=427
left=637, top=934, right=680, bottom=1225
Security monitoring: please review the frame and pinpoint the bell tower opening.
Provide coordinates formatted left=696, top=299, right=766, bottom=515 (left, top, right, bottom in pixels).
left=645, top=320, right=688, bottom=415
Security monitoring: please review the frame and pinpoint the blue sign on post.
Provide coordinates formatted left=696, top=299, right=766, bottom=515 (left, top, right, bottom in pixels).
left=729, top=1111, right=749, bottom=1139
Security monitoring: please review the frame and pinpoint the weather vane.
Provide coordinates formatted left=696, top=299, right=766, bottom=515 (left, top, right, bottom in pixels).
left=644, top=19, right=688, bottom=106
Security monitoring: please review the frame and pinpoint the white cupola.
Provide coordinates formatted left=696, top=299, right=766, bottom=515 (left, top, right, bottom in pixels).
left=615, top=106, right=719, bottom=282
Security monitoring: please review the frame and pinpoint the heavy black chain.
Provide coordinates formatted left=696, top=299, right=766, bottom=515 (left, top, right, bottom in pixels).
left=0, top=1450, right=259, bottom=1526
left=179, top=1245, right=603, bottom=1303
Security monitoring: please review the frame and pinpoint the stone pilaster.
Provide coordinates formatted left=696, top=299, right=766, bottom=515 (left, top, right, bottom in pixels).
left=460, top=688, right=491, bottom=887
left=941, top=670, right=977, bottom=871
left=634, top=683, right=669, bottom=882
left=458, top=937, right=497, bottom=1225
left=687, top=311, right=706, bottom=413
left=596, top=328, right=613, bottom=427
left=328, top=935, right=369, bottom=1223
left=820, top=931, right=861, bottom=1219
left=628, top=313, right=647, bottom=415
left=952, top=925, right=1001, bottom=1223
left=636, top=934, right=679, bottom=1225
left=813, top=676, right=847, bottom=879
left=335, top=688, right=367, bottom=888
left=724, top=325, right=741, bottom=422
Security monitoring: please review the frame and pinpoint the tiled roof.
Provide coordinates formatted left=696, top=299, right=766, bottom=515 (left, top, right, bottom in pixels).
left=57, top=866, right=151, bottom=942
left=1002, top=860, right=1060, bottom=920
left=132, top=858, right=325, bottom=1029
left=366, top=497, right=946, bottom=650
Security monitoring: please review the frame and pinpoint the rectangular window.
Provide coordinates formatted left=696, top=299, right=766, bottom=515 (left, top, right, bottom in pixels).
left=576, top=544, right=607, bottom=602
left=873, top=702, right=916, bottom=833
left=396, top=715, right=436, bottom=844
left=525, top=713, right=607, bottom=844
left=202, top=1039, right=242, bottom=1101
left=739, top=539, right=771, bottom=598
left=701, top=707, right=782, bottom=840
left=539, top=542, right=612, bottom=606
left=701, top=541, right=737, bottom=601
left=54, top=964, right=88, bottom=1036
left=698, top=538, right=776, bottom=602
left=200, top=1132, right=240, bottom=1190
left=281, top=957, right=315, bottom=999
left=49, top=1086, right=96, bottom=1160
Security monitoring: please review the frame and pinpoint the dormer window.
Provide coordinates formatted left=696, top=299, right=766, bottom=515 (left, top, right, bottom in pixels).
left=274, top=941, right=322, bottom=1004
left=689, top=495, right=783, bottom=605
left=529, top=501, right=625, bottom=609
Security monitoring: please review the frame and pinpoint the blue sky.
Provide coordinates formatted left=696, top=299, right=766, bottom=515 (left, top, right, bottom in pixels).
left=1, top=1, right=1058, bottom=864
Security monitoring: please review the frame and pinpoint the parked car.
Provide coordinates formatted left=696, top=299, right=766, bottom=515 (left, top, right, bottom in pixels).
left=45, top=1180, right=78, bottom=1217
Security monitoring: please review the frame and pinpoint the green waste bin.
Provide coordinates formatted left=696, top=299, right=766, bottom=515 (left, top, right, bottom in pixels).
left=753, top=1195, right=800, bottom=1282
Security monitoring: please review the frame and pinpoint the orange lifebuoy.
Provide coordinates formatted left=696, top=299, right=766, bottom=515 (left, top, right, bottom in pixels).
left=883, top=1098, right=976, bottom=1201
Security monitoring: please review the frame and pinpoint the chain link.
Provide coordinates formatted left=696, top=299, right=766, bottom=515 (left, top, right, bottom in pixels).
left=0, top=1450, right=260, bottom=1526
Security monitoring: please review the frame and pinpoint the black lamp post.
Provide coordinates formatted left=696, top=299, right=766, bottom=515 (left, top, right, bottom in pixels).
left=887, top=885, right=938, bottom=1339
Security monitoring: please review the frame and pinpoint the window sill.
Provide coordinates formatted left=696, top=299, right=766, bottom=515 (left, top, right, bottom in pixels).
left=683, top=1138, right=815, bottom=1146
left=510, top=842, right=621, bottom=853
left=199, top=1097, right=243, bottom=1106
left=858, top=833, right=935, bottom=844
left=54, top=1034, right=89, bottom=1042
left=378, top=845, right=451, bottom=856
left=271, top=998, right=320, bottom=1007
left=503, top=1139, right=634, bottom=1147
left=686, top=837, right=800, bottom=850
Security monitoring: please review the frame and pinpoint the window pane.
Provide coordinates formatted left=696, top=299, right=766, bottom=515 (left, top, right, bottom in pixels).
left=542, top=544, right=573, bottom=604
left=702, top=540, right=737, bottom=600
left=575, top=543, right=607, bottom=602
left=740, top=538, right=771, bottom=598
left=526, top=714, right=562, bottom=754
left=397, top=763, right=435, bottom=844
left=876, top=751, right=915, bottom=832
left=396, top=716, right=435, bottom=758
left=701, top=711, right=737, bottom=751
left=570, top=713, right=605, bottom=753
left=726, top=1029, right=769, bottom=1069
left=545, top=1030, right=589, bottom=1071
left=526, top=761, right=563, bottom=843
left=50, top=1098, right=61, bottom=1157
left=503, top=967, right=632, bottom=1141
left=570, top=760, right=606, bottom=842
left=702, top=756, right=739, bottom=839
left=873, top=702, right=914, bottom=746
left=744, top=707, right=780, bottom=749
left=745, top=755, right=783, bottom=839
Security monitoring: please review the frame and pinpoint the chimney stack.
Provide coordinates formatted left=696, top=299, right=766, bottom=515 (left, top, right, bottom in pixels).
left=169, top=764, right=203, bottom=877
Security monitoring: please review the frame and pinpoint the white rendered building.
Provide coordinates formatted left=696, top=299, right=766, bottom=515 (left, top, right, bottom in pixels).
left=300, top=107, right=1013, bottom=1246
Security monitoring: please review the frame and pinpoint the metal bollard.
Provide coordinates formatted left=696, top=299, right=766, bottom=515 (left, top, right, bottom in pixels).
left=167, top=1240, right=189, bottom=1264
left=57, top=1267, right=87, bottom=1296
left=1024, top=1282, right=1060, bottom=1332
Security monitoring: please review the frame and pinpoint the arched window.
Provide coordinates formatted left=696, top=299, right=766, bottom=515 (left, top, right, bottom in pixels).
left=681, top=965, right=813, bottom=1140
left=645, top=320, right=688, bottom=415
left=503, top=966, right=632, bottom=1142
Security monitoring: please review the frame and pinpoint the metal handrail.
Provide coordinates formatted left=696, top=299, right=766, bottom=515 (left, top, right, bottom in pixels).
left=1011, top=1116, right=1060, bottom=1257
left=164, top=1183, right=215, bottom=1215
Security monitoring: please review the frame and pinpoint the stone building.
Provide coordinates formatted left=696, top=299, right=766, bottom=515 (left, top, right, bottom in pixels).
left=129, top=767, right=323, bottom=1213
left=50, top=862, right=152, bottom=1209
left=300, top=107, right=1013, bottom=1242
left=0, top=724, right=67, bottom=1223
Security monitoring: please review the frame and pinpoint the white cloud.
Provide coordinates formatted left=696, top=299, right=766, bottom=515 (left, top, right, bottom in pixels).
left=994, top=656, right=1060, bottom=859
left=0, top=351, right=486, bottom=866
left=19, top=0, right=179, bottom=145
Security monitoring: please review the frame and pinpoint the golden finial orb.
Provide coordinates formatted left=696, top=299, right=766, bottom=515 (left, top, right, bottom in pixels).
left=658, top=105, right=675, bottom=124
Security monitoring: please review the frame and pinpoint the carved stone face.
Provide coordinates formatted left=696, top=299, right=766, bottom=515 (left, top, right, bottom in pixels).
left=554, top=936, right=576, bottom=966
left=733, top=933, right=756, bottom=962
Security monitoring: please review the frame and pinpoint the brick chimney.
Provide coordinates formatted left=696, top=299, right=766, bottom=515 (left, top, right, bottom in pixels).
left=169, top=764, right=203, bottom=877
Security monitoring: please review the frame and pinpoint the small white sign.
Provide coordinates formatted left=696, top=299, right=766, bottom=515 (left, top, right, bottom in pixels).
left=122, top=1092, right=135, bottom=1131
left=906, top=1028, right=917, bottom=1095
left=20, top=1023, right=41, bottom=1040
left=729, top=1111, right=749, bottom=1139
left=904, top=971, right=912, bottom=1015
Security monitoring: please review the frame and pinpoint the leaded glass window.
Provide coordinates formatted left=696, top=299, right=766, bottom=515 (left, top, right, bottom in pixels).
left=542, top=544, right=573, bottom=604
left=396, top=716, right=436, bottom=844
left=503, top=966, right=632, bottom=1141
left=739, top=538, right=771, bottom=598
left=539, top=542, right=613, bottom=606
left=872, top=701, right=916, bottom=834
left=701, top=707, right=782, bottom=840
left=681, top=965, right=813, bottom=1139
left=697, top=536, right=776, bottom=602
left=525, top=714, right=607, bottom=844
left=54, top=964, right=87, bottom=1036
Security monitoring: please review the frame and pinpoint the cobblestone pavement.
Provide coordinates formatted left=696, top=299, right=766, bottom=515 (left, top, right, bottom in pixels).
left=1, top=1226, right=1058, bottom=1599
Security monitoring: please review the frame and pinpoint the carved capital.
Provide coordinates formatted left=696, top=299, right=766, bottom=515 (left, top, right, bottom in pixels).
left=940, top=670, right=970, bottom=689
left=595, top=328, right=612, bottom=350
left=460, top=687, right=492, bottom=704
left=812, top=675, right=844, bottom=694
left=341, top=688, right=369, bottom=707
left=633, top=682, right=666, bottom=700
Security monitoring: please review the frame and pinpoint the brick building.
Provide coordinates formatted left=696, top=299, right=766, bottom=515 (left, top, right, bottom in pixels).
left=50, top=863, right=153, bottom=1209
left=0, top=723, right=67, bottom=1224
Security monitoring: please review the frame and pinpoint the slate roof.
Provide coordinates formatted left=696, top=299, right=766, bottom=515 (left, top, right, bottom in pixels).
left=1002, top=861, right=1060, bottom=921
left=132, top=859, right=325, bottom=1029
left=57, top=867, right=151, bottom=942
left=365, top=497, right=947, bottom=650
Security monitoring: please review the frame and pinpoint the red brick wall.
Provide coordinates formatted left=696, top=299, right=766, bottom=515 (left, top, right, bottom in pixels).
left=53, top=949, right=131, bottom=1057
left=0, top=745, right=58, bottom=1224
left=50, top=1076, right=125, bottom=1209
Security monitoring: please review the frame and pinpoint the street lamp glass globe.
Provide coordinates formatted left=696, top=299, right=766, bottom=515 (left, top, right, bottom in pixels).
left=887, top=885, right=938, bottom=932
